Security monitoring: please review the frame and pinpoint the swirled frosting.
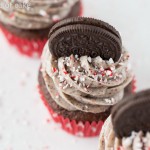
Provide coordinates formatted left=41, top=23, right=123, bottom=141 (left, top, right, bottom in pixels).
left=99, top=116, right=150, bottom=150
left=41, top=42, right=133, bottom=113
left=0, top=0, right=79, bottom=29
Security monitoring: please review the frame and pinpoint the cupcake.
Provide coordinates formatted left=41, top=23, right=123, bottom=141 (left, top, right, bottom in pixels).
left=99, top=89, right=150, bottom=149
left=0, top=0, right=82, bottom=58
left=38, top=17, right=135, bottom=137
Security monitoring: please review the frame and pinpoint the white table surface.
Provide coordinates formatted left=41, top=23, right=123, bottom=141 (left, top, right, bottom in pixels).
left=0, top=0, right=150, bottom=150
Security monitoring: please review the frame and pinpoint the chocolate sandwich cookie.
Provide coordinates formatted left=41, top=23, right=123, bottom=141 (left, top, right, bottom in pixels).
left=49, top=17, right=121, bottom=39
left=112, top=89, right=150, bottom=138
left=48, top=17, right=122, bottom=62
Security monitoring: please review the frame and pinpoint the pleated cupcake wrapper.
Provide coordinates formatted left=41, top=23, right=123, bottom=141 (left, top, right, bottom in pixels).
left=118, top=146, right=124, bottom=150
left=38, top=79, right=136, bottom=137
left=0, top=25, right=47, bottom=58
left=132, top=78, right=136, bottom=93
left=38, top=85, right=104, bottom=137
left=0, top=2, right=83, bottom=58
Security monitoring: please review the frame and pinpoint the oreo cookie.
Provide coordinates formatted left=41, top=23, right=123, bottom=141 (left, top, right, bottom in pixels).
left=48, top=17, right=122, bottom=62
left=112, top=89, right=150, bottom=138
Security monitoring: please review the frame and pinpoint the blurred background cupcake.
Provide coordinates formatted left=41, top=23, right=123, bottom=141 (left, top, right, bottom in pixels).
left=99, top=89, right=150, bottom=150
left=0, top=0, right=82, bottom=58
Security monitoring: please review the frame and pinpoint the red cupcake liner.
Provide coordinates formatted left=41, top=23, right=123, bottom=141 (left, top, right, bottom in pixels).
left=118, top=146, right=124, bottom=150
left=0, top=2, right=83, bottom=58
left=0, top=25, right=47, bottom=58
left=37, top=79, right=136, bottom=137
left=132, top=77, right=136, bottom=93
left=79, top=0, right=83, bottom=17
left=38, top=85, right=104, bottom=137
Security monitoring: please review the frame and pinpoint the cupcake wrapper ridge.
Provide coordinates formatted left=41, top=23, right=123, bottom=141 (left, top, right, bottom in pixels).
left=38, top=85, right=104, bottom=137
left=0, top=25, right=47, bottom=58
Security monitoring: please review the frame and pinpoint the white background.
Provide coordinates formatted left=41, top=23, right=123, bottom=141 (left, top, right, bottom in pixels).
left=0, top=0, right=150, bottom=150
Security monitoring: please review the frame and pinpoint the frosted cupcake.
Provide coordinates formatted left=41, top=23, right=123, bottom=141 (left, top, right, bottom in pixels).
left=0, top=0, right=82, bottom=57
left=99, top=89, right=150, bottom=149
left=38, top=17, right=134, bottom=137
